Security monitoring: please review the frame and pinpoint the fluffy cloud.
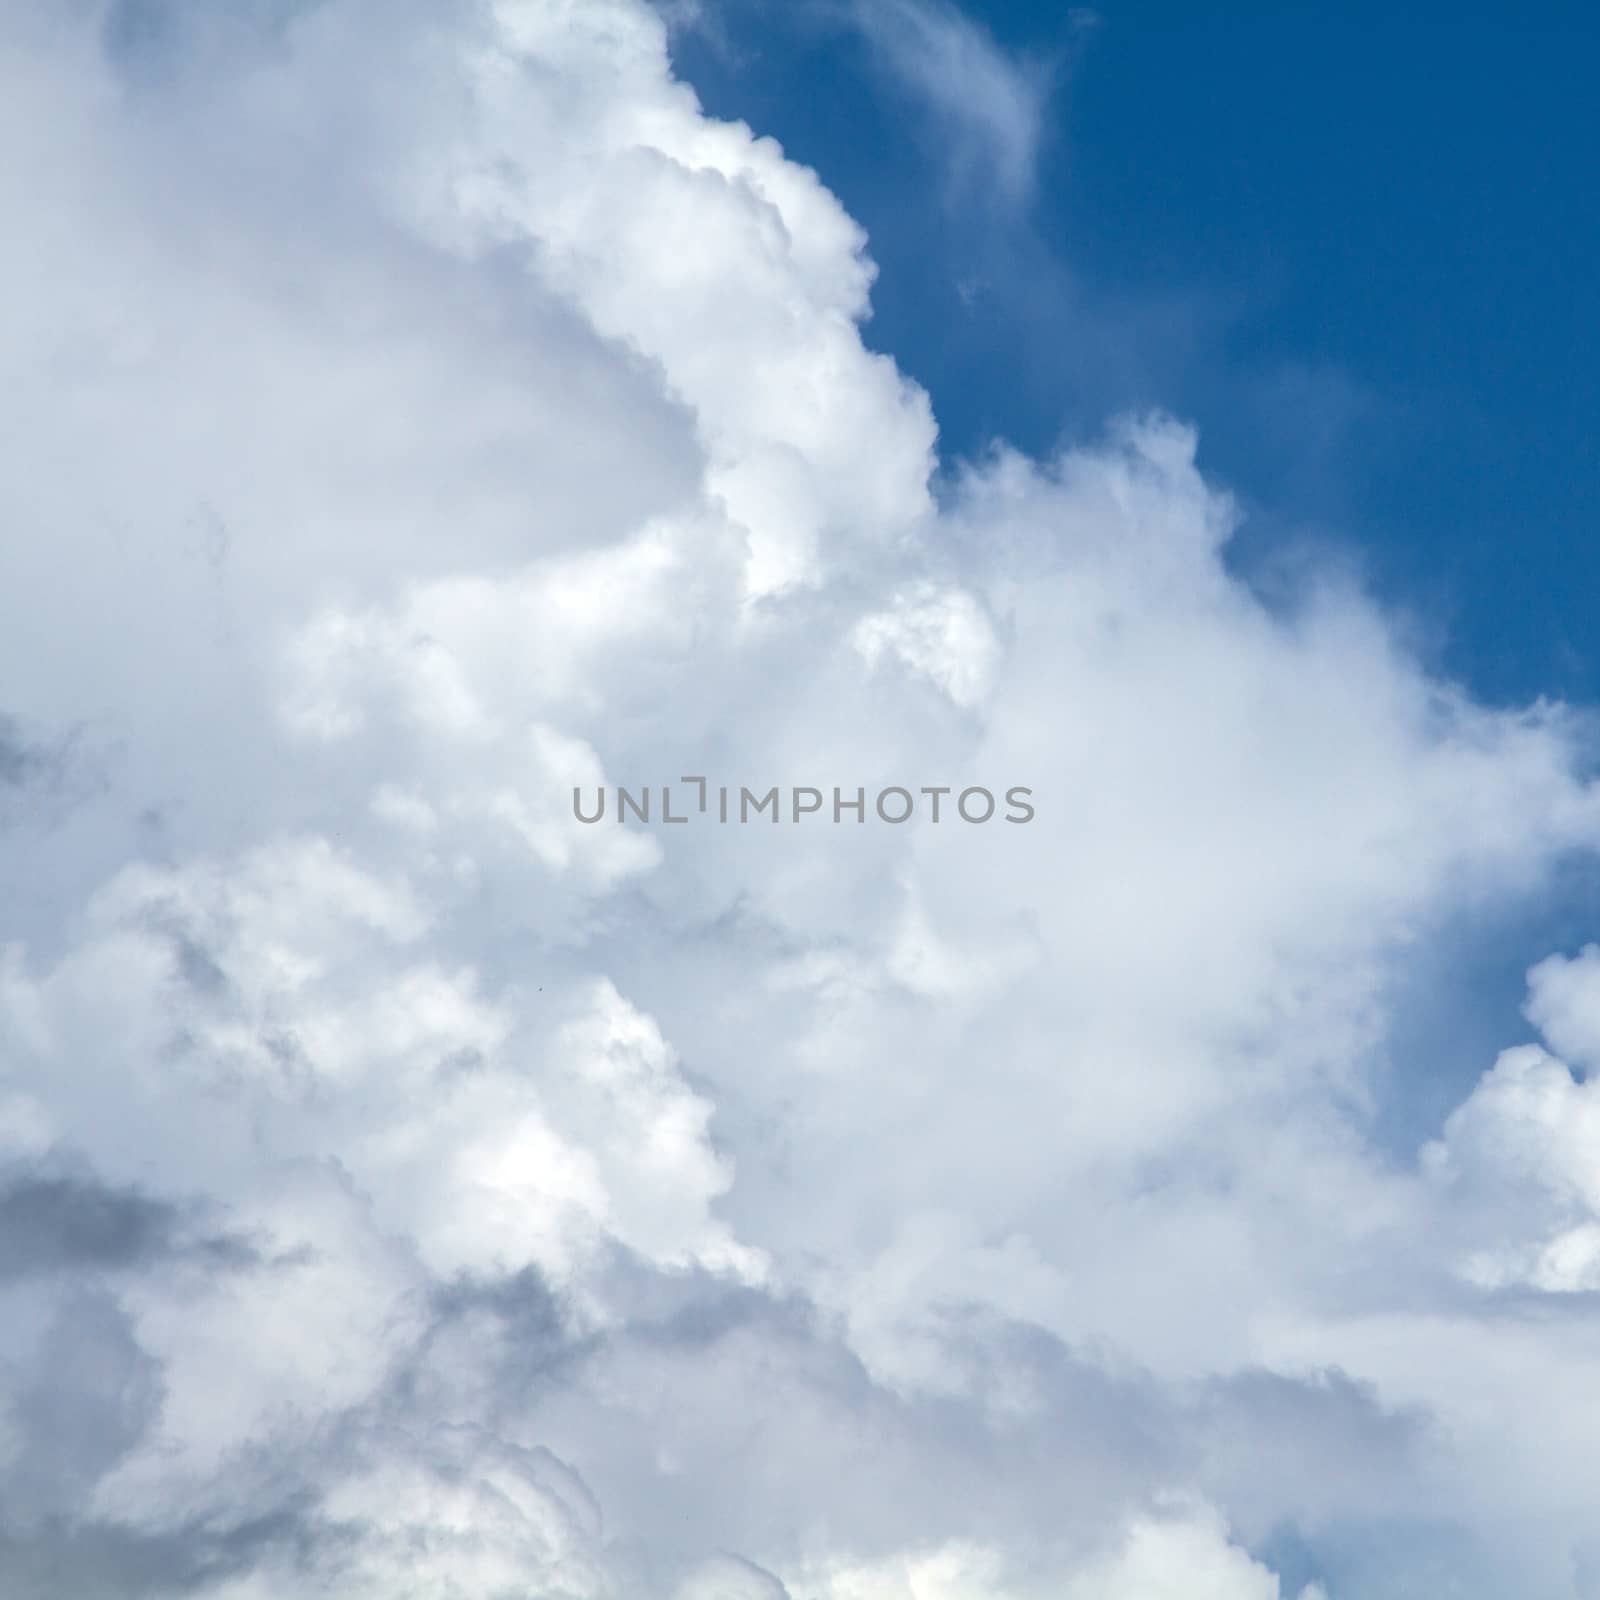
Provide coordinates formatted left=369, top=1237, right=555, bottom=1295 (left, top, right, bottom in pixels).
left=3, top=0, right=1600, bottom=1595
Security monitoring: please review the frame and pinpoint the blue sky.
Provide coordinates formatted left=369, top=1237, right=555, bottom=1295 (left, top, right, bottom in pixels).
left=673, top=2, right=1600, bottom=707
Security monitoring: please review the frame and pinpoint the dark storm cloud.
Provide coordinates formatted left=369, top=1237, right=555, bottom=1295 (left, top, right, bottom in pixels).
left=0, top=712, right=99, bottom=832
left=0, top=1167, right=259, bottom=1280
left=0, top=713, right=66, bottom=794
left=0, top=716, right=39, bottom=789
left=0, top=1506, right=311, bottom=1600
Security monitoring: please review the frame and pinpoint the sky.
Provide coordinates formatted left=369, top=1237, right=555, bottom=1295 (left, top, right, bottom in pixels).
left=672, top=1, right=1600, bottom=706
left=2, top=2, right=1600, bottom=1598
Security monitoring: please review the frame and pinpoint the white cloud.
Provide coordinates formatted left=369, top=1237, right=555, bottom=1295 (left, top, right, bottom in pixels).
left=1525, top=942, right=1600, bottom=1070
left=800, top=1506, right=1315, bottom=1600
left=1061, top=1505, right=1319, bottom=1600
left=853, top=582, right=1000, bottom=709
left=3, top=0, right=1600, bottom=1595
left=848, top=0, right=1053, bottom=203
left=1426, top=1038, right=1600, bottom=1293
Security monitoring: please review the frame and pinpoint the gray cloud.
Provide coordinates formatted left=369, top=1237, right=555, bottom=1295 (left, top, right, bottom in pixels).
left=0, top=1168, right=259, bottom=1280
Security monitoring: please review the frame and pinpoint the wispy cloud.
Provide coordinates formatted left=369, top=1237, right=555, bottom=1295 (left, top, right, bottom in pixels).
left=847, top=0, right=1066, bottom=203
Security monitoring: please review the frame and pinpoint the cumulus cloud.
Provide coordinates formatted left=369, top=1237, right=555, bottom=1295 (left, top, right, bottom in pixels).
left=2, top=0, right=1600, bottom=1595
